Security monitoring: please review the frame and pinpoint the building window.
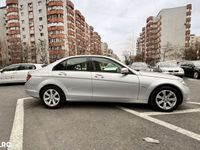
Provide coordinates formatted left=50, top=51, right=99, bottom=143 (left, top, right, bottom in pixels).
left=39, top=9, right=42, bottom=13
left=23, top=35, right=26, bottom=38
left=39, top=17, right=43, bottom=21
left=38, top=1, right=42, bottom=6
left=21, top=12, right=24, bottom=16
left=22, top=27, right=25, bottom=31
left=40, top=33, right=44, bottom=36
left=21, top=20, right=24, bottom=24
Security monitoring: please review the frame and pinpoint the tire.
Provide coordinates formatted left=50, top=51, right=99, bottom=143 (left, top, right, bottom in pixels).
left=193, top=72, right=199, bottom=79
left=40, top=85, right=65, bottom=109
left=149, top=86, right=181, bottom=112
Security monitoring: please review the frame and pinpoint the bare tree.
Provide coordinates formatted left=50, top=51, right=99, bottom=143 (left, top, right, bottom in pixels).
left=0, top=39, right=9, bottom=67
left=37, top=39, right=48, bottom=64
left=21, top=43, right=30, bottom=63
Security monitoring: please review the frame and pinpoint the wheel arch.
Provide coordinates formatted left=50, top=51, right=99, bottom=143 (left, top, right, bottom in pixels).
left=38, top=80, right=69, bottom=101
left=148, top=84, right=183, bottom=105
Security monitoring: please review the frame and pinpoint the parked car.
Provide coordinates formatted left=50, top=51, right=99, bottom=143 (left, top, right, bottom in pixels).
left=154, top=62, right=184, bottom=77
left=130, top=62, right=152, bottom=72
left=25, top=55, right=189, bottom=112
left=0, top=63, right=45, bottom=84
left=180, top=61, right=200, bottom=79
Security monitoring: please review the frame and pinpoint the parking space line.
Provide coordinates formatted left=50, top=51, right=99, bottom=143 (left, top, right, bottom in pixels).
left=187, top=101, right=200, bottom=105
left=8, top=97, right=32, bottom=150
left=118, top=106, right=200, bottom=142
left=141, top=108, right=200, bottom=116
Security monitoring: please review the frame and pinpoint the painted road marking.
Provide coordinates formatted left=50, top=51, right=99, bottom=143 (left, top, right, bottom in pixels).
left=118, top=107, right=200, bottom=141
left=141, top=108, right=200, bottom=116
left=187, top=101, right=200, bottom=105
left=8, top=97, right=32, bottom=150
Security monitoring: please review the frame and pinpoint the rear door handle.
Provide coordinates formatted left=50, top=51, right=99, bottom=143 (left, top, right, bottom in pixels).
left=95, top=74, right=104, bottom=78
left=58, top=72, right=67, bottom=76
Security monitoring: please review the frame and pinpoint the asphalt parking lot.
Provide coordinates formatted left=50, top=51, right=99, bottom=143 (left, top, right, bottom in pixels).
left=0, top=78, right=200, bottom=150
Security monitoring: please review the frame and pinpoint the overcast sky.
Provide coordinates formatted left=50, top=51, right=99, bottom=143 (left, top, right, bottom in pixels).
left=0, top=0, right=199, bottom=59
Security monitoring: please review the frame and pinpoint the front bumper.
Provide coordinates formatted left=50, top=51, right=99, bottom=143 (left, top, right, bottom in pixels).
left=163, top=72, right=184, bottom=77
left=182, top=85, right=190, bottom=103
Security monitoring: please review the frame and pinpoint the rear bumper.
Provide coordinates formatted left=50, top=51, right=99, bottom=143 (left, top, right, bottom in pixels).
left=25, top=82, right=40, bottom=98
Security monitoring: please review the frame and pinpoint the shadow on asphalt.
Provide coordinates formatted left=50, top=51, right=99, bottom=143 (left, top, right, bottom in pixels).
left=0, top=83, right=25, bottom=86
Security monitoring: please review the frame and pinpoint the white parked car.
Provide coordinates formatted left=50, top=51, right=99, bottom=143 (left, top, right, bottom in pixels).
left=25, top=55, right=190, bottom=112
left=154, top=62, right=184, bottom=77
left=0, top=63, right=45, bottom=84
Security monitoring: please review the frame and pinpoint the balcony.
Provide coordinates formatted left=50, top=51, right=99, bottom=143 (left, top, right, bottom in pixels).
left=49, top=33, right=65, bottom=39
left=185, top=43, right=190, bottom=47
left=48, top=9, right=64, bottom=15
left=48, top=17, right=64, bottom=23
left=7, top=37, right=21, bottom=42
left=8, top=29, right=20, bottom=35
left=7, top=15, right=19, bottom=20
left=185, top=30, right=190, bottom=35
left=67, top=15, right=74, bottom=22
left=48, top=26, right=64, bottom=31
left=7, top=7, right=18, bottom=13
left=186, top=11, right=191, bottom=16
left=6, top=0, right=18, bottom=5
left=48, top=1, right=63, bottom=7
left=49, top=41, right=65, bottom=47
left=7, top=22, right=20, bottom=27
left=49, top=50, right=65, bottom=55
left=185, top=23, right=191, bottom=28
left=75, top=10, right=81, bottom=18
left=67, top=0, right=74, bottom=9
left=185, top=36, right=190, bottom=41
left=186, top=17, right=191, bottom=22
left=187, top=4, right=192, bottom=10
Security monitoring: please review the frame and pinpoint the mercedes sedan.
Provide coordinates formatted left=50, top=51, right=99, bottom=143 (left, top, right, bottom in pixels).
left=25, top=55, right=190, bottom=112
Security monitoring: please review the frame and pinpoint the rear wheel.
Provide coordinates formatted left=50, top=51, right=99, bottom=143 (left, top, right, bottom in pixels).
left=194, top=72, right=199, bottom=79
left=149, top=86, right=181, bottom=112
left=40, top=86, right=65, bottom=109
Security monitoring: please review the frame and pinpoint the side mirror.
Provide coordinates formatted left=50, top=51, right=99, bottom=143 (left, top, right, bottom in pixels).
left=121, top=68, right=129, bottom=74
left=0, top=69, right=4, bottom=73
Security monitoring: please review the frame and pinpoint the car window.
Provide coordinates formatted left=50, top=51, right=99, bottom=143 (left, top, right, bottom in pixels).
left=3, top=65, right=20, bottom=72
left=19, top=64, right=36, bottom=70
left=92, top=57, right=122, bottom=73
left=53, top=57, right=89, bottom=71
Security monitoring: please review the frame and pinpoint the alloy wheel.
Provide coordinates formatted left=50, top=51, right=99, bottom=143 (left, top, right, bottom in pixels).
left=43, top=89, right=60, bottom=107
left=155, top=90, right=177, bottom=110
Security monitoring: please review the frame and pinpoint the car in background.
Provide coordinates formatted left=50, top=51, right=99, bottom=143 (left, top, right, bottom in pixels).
left=25, top=55, right=190, bottom=112
left=0, top=63, right=45, bottom=84
left=154, top=62, right=184, bottom=77
left=130, top=62, right=152, bottom=72
left=180, top=61, right=200, bottom=79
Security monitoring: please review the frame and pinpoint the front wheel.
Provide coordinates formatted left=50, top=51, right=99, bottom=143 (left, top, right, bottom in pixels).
left=40, top=86, right=65, bottom=109
left=194, top=72, right=199, bottom=79
left=149, top=86, right=181, bottom=112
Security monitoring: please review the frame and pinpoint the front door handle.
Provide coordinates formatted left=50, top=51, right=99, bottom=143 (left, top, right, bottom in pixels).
left=95, top=74, right=104, bottom=78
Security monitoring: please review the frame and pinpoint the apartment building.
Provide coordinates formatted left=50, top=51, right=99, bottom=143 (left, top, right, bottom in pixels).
left=2, top=0, right=103, bottom=64
left=137, top=4, right=192, bottom=64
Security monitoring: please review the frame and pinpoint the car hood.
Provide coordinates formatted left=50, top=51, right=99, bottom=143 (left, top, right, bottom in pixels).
left=139, top=71, right=180, bottom=80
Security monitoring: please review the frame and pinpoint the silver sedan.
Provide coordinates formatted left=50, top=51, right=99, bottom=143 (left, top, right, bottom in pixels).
left=25, top=55, right=190, bottom=112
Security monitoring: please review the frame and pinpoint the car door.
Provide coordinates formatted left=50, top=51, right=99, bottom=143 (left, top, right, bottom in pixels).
left=91, top=57, right=139, bottom=102
left=0, top=64, right=20, bottom=83
left=52, top=57, right=92, bottom=101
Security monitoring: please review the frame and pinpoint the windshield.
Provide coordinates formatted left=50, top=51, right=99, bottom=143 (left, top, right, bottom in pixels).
left=159, top=62, right=178, bottom=67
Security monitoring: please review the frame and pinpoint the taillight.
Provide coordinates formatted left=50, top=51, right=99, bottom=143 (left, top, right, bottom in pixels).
left=26, top=73, right=32, bottom=82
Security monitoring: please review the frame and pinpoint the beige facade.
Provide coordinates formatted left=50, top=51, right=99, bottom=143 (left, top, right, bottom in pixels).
left=137, top=4, right=192, bottom=64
